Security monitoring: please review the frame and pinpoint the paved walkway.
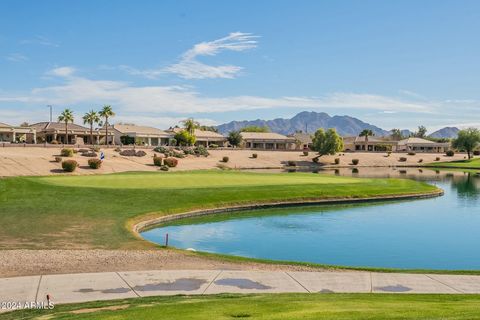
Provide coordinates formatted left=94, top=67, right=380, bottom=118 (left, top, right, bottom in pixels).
left=2, top=270, right=480, bottom=311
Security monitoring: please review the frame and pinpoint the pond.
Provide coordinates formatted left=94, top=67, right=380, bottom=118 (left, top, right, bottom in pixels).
left=141, top=168, right=480, bottom=270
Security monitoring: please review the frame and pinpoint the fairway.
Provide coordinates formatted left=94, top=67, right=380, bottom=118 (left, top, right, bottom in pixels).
left=6, top=293, right=480, bottom=320
left=0, top=171, right=438, bottom=250
left=36, top=170, right=362, bottom=189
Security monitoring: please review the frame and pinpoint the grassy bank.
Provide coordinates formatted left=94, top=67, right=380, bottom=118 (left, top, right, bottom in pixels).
left=0, top=170, right=438, bottom=249
left=5, top=293, right=480, bottom=320
left=427, top=157, right=480, bottom=170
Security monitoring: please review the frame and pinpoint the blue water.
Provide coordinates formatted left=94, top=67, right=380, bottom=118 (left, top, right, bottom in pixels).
left=141, top=169, right=480, bottom=270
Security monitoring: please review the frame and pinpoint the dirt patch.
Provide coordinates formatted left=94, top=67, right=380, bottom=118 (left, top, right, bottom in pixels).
left=0, top=249, right=325, bottom=278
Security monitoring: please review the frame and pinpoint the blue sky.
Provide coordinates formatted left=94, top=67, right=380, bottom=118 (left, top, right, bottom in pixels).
left=1, top=0, right=479, bottom=131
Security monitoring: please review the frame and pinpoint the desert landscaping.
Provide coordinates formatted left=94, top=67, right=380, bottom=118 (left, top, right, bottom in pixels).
left=0, top=146, right=469, bottom=177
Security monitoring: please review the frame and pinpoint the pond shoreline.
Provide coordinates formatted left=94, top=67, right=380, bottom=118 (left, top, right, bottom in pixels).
left=134, top=189, right=443, bottom=235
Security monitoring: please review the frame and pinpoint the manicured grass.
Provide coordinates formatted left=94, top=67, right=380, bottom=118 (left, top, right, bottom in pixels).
left=427, top=157, right=480, bottom=169
left=6, top=293, right=480, bottom=320
left=36, top=170, right=363, bottom=189
left=0, top=171, right=437, bottom=250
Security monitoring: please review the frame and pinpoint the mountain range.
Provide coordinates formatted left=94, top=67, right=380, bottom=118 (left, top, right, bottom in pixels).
left=215, top=111, right=459, bottom=139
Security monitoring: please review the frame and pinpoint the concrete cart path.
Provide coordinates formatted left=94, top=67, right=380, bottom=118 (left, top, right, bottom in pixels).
left=2, top=270, right=480, bottom=311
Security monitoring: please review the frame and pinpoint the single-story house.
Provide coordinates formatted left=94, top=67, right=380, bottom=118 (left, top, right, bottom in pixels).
left=241, top=132, right=296, bottom=150
left=343, top=136, right=398, bottom=152
left=30, top=122, right=112, bottom=145
left=193, top=129, right=227, bottom=147
left=168, top=128, right=227, bottom=147
left=397, top=137, right=450, bottom=153
left=291, top=132, right=313, bottom=150
left=0, top=122, right=37, bottom=144
left=110, top=124, right=171, bottom=146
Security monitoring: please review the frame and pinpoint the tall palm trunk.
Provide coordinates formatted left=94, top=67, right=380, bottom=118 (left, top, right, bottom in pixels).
left=105, top=116, right=109, bottom=145
left=90, top=124, right=93, bottom=145
left=65, top=123, right=68, bottom=145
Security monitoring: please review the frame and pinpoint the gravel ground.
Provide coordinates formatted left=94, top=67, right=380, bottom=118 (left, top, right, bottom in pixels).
left=0, top=250, right=322, bottom=278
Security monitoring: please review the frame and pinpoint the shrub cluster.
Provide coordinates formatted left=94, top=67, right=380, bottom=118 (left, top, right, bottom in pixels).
left=62, top=160, right=78, bottom=172
left=119, top=149, right=146, bottom=157
left=287, top=160, right=296, bottom=167
left=209, top=144, right=219, bottom=149
left=81, top=151, right=97, bottom=157
left=351, top=159, right=359, bottom=165
left=164, top=157, right=178, bottom=167
left=60, top=148, right=74, bottom=157
left=88, top=158, right=102, bottom=169
left=446, top=150, right=455, bottom=157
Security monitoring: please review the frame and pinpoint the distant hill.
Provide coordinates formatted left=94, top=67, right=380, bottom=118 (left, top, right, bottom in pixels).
left=216, top=111, right=389, bottom=136
left=429, top=127, right=459, bottom=139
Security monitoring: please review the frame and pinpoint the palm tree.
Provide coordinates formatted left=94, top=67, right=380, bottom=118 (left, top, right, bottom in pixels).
left=390, top=128, right=403, bottom=141
left=57, top=109, right=74, bottom=144
left=83, top=110, right=100, bottom=145
left=181, top=118, right=199, bottom=135
left=359, top=129, right=374, bottom=151
left=99, top=105, right=115, bottom=145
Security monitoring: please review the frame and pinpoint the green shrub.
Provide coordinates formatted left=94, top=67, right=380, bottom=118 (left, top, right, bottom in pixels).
left=164, top=157, right=178, bottom=167
left=62, top=160, right=78, bottom=172
left=54, top=156, right=62, bottom=163
left=153, top=146, right=168, bottom=154
left=303, top=151, right=309, bottom=156
left=399, top=157, right=407, bottom=162
left=60, top=148, right=74, bottom=157
left=252, top=153, right=258, bottom=158
left=352, top=159, right=359, bottom=165
left=135, top=150, right=147, bottom=157
left=222, top=156, right=229, bottom=163
left=160, top=165, right=169, bottom=171
left=153, top=156, right=163, bottom=166
left=72, top=149, right=78, bottom=154
left=88, top=158, right=102, bottom=169
left=287, top=160, right=296, bottom=167
left=408, top=152, right=416, bottom=156
left=446, top=150, right=455, bottom=157
left=334, top=158, right=340, bottom=165
left=209, top=144, right=219, bottom=149
left=194, top=145, right=209, bottom=157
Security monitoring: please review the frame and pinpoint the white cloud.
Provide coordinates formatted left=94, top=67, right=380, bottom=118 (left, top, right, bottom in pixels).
left=166, top=32, right=258, bottom=79
left=47, top=66, right=76, bottom=77
left=5, top=53, right=28, bottom=62
left=117, top=32, right=259, bottom=80
left=0, top=71, right=437, bottom=116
